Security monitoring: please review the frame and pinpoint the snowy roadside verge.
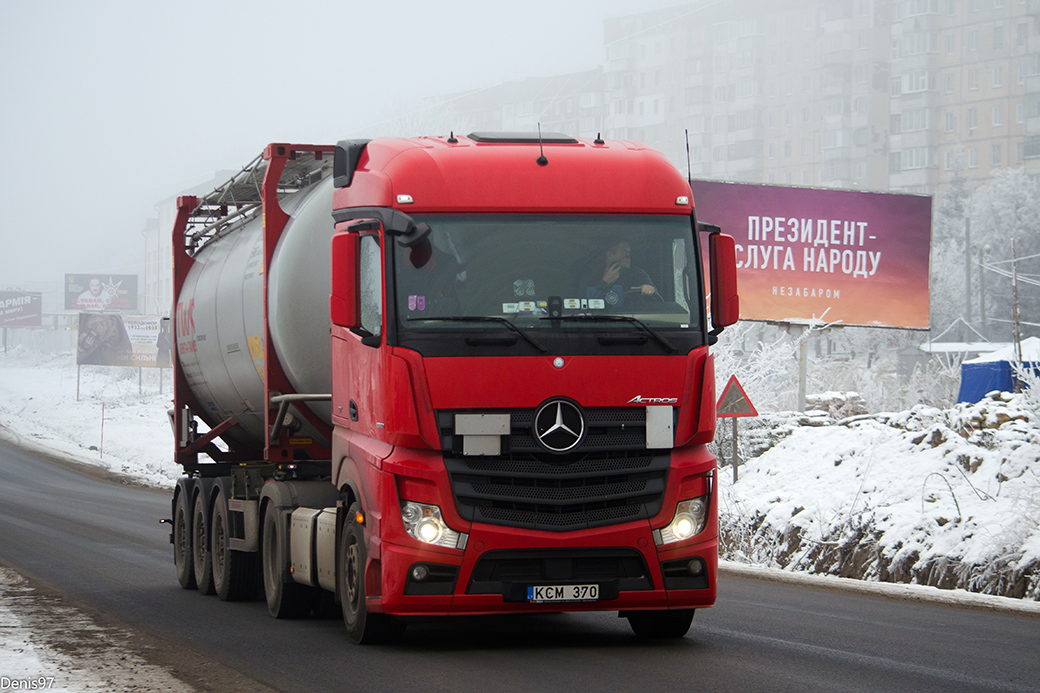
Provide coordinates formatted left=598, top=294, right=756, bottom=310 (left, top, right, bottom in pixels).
left=720, top=395, right=1040, bottom=601
left=0, top=350, right=179, bottom=489
left=0, top=565, right=194, bottom=693
left=720, top=561, right=1040, bottom=618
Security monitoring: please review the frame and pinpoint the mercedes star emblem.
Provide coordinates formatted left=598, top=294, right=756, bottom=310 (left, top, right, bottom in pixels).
left=534, top=399, right=585, bottom=453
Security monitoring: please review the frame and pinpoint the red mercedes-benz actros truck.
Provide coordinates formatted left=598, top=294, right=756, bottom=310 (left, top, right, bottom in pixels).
left=168, top=133, right=738, bottom=644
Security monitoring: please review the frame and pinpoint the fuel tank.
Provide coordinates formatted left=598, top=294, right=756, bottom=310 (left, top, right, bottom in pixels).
left=175, top=176, right=336, bottom=450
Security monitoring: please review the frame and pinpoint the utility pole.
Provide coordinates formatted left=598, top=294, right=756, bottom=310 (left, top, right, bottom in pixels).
left=979, top=244, right=988, bottom=336
left=964, top=217, right=972, bottom=335
left=1012, top=238, right=1023, bottom=372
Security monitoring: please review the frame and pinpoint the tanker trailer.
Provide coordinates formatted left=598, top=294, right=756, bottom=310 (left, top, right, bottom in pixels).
left=167, top=137, right=740, bottom=645
left=169, top=144, right=342, bottom=606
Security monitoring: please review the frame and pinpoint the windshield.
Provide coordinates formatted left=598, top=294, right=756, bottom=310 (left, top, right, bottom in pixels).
left=392, top=214, right=704, bottom=354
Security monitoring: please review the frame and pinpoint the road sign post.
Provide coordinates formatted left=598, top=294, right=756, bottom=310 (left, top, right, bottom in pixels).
left=716, top=375, right=759, bottom=483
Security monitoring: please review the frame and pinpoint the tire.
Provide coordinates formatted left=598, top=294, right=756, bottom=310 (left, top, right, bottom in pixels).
left=261, top=503, right=311, bottom=618
left=340, top=504, right=405, bottom=645
left=211, top=490, right=258, bottom=602
left=626, top=609, right=695, bottom=638
left=192, top=493, right=215, bottom=595
left=173, top=490, right=196, bottom=590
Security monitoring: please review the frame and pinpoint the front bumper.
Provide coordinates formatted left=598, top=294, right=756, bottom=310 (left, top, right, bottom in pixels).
left=370, top=519, right=717, bottom=616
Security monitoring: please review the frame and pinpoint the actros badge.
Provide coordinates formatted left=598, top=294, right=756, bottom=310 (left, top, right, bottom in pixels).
left=533, top=399, right=585, bottom=453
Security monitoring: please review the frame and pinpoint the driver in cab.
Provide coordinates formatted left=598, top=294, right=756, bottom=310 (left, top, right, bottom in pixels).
left=584, top=240, right=656, bottom=307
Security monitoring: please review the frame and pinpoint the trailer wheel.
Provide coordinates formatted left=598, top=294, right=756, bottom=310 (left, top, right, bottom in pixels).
left=340, top=504, right=405, bottom=645
left=192, top=493, right=215, bottom=595
left=173, top=490, right=196, bottom=590
left=625, top=609, right=695, bottom=638
left=211, top=490, right=258, bottom=602
left=261, top=503, right=311, bottom=618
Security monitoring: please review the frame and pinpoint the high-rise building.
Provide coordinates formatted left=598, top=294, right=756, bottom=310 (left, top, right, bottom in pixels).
left=602, top=1, right=892, bottom=189
left=420, top=0, right=1040, bottom=198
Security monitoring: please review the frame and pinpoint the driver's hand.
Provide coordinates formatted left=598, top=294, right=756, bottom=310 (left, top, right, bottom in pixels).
left=603, top=262, right=621, bottom=284
left=632, top=284, right=655, bottom=295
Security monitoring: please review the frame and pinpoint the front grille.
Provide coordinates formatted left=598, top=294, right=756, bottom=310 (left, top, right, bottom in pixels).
left=475, top=503, right=647, bottom=528
left=438, top=407, right=671, bottom=532
left=444, top=451, right=670, bottom=532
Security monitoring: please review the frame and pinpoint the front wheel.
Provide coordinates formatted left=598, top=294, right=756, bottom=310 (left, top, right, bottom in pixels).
left=625, top=609, right=695, bottom=638
left=340, top=504, right=405, bottom=645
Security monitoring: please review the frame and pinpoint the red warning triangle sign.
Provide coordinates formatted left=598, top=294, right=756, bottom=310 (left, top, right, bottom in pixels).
left=716, top=374, right=758, bottom=418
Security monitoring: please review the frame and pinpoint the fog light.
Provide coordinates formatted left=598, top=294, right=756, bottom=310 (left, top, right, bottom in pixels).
left=655, top=496, right=708, bottom=545
left=400, top=501, right=467, bottom=549
left=688, top=558, right=705, bottom=576
left=411, top=565, right=430, bottom=582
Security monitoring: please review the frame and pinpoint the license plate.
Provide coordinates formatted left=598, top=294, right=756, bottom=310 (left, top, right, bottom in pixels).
left=527, top=584, right=599, bottom=603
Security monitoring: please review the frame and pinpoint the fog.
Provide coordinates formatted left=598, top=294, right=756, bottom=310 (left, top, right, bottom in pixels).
left=0, top=0, right=677, bottom=295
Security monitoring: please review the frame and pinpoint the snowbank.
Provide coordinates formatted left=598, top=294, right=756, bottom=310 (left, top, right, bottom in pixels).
left=0, top=348, right=178, bottom=488
left=721, top=395, right=1040, bottom=600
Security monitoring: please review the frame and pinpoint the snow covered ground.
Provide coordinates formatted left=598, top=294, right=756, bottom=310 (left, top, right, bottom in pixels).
left=0, top=566, right=192, bottom=693
left=721, top=398, right=1040, bottom=599
left=0, top=349, right=179, bottom=488
left=0, top=346, right=1038, bottom=689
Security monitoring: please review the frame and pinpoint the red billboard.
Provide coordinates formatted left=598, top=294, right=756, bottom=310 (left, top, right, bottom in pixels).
left=64, top=274, right=138, bottom=311
left=0, top=291, right=43, bottom=328
left=691, top=180, right=932, bottom=329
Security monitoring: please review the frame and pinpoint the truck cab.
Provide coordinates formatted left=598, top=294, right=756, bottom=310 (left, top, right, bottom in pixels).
left=326, top=133, right=737, bottom=641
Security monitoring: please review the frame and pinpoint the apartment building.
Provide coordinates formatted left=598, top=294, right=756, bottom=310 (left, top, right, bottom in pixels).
left=422, top=0, right=1040, bottom=197
left=893, top=0, right=1035, bottom=192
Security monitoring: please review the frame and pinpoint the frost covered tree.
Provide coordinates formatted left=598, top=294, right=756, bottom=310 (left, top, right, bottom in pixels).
left=929, top=153, right=974, bottom=338
left=713, top=322, right=800, bottom=411
left=968, top=168, right=1040, bottom=341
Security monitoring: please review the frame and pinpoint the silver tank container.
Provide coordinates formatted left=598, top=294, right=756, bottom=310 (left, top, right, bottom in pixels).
left=175, top=177, right=336, bottom=450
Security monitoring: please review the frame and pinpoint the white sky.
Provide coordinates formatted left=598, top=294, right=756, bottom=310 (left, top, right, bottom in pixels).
left=0, top=0, right=684, bottom=291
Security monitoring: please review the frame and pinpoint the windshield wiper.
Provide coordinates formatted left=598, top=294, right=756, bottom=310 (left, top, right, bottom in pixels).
left=407, top=316, right=549, bottom=353
left=544, top=314, right=678, bottom=353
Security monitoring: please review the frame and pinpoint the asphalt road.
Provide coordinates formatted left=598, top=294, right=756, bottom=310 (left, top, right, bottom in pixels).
left=0, top=436, right=1038, bottom=693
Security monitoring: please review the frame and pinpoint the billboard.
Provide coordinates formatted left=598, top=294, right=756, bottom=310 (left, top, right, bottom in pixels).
left=65, top=274, right=138, bottom=312
left=0, top=291, right=43, bottom=328
left=77, top=314, right=172, bottom=368
left=692, top=180, right=932, bottom=329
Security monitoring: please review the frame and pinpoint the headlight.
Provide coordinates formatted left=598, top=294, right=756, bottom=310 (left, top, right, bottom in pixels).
left=400, top=501, right=467, bottom=549
left=655, top=497, right=708, bottom=546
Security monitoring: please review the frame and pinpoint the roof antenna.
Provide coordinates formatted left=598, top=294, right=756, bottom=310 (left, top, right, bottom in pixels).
left=685, top=129, right=693, bottom=187
left=536, top=123, right=548, bottom=166
left=594, top=132, right=604, bottom=145
left=447, top=131, right=458, bottom=144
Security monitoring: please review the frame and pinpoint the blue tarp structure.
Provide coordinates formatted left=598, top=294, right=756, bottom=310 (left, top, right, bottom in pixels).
left=957, top=337, right=1040, bottom=403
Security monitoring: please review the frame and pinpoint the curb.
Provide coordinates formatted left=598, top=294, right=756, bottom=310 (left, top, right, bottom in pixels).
left=720, top=560, right=1040, bottom=618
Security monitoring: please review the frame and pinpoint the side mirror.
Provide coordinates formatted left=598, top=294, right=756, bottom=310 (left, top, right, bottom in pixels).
left=384, top=208, right=431, bottom=248
left=330, top=228, right=362, bottom=328
left=708, top=232, right=739, bottom=331
left=397, top=221, right=431, bottom=248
